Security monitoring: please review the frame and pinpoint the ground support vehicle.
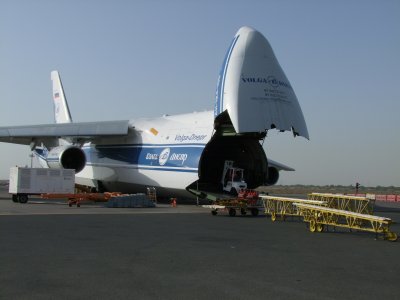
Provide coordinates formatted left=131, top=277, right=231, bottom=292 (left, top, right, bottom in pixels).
left=41, top=192, right=122, bottom=207
left=260, top=195, right=326, bottom=221
left=294, top=203, right=397, bottom=241
left=9, top=167, right=75, bottom=203
left=41, top=191, right=156, bottom=208
left=204, top=198, right=264, bottom=217
left=308, top=193, right=374, bottom=214
left=221, top=160, right=247, bottom=195
left=202, top=189, right=264, bottom=217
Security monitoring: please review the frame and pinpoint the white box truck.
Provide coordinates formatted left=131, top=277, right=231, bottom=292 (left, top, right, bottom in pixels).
left=9, top=167, right=75, bottom=203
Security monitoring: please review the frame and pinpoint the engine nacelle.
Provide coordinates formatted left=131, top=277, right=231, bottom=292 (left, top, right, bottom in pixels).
left=47, top=145, right=86, bottom=173
left=266, top=167, right=279, bottom=185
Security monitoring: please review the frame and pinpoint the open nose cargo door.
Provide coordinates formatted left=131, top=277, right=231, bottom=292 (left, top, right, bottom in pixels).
left=214, top=26, right=309, bottom=139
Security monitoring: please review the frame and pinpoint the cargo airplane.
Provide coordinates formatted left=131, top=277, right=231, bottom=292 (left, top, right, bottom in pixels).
left=0, top=26, right=308, bottom=198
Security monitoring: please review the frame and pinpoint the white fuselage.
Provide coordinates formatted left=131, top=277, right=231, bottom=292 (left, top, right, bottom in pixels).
left=74, top=111, right=214, bottom=196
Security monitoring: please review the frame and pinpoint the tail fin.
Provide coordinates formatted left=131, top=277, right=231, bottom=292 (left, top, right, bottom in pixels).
left=51, top=70, right=73, bottom=124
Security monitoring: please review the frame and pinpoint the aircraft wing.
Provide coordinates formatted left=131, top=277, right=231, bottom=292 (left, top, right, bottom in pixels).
left=0, top=120, right=131, bottom=146
left=268, top=158, right=295, bottom=171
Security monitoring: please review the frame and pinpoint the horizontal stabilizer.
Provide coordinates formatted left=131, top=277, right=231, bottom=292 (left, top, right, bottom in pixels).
left=268, top=159, right=295, bottom=171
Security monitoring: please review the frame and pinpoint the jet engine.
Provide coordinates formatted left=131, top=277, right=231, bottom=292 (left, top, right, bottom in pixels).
left=266, top=167, right=279, bottom=185
left=46, top=145, right=86, bottom=173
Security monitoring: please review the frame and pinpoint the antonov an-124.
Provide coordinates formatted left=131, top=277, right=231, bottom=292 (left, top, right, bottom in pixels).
left=0, top=26, right=309, bottom=198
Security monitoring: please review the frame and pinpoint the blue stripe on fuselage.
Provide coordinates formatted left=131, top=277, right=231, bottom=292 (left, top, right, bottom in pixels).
left=83, top=144, right=205, bottom=171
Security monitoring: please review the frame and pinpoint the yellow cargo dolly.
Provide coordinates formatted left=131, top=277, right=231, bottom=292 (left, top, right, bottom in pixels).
left=294, top=203, right=397, bottom=241
left=308, top=193, right=374, bottom=214
left=260, top=195, right=326, bottom=221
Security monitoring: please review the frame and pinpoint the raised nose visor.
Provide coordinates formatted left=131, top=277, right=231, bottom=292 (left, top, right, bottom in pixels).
left=215, top=26, right=309, bottom=139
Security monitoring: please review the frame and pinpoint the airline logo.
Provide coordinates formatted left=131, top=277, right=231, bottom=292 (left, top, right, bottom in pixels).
left=158, top=148, right=170, bottom=165
left=241, top=75, right=291, bottom=89
left=145, top=147, right=188, bottom=166
left=175, top=134, right=207, bottom=143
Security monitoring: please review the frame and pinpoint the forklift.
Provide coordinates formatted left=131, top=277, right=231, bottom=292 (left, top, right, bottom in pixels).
left=221, top=160, right=247, bottom=195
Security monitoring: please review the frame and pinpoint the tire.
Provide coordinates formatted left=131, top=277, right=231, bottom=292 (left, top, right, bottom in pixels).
left=18, top=195, right=28, bottom=204
left=230, top=188, right=238, bottom=196
left=12, top=195, right=18, bottom=203
left=240, top=208, right=247, bottom=215
left=385, top=232, right=398, bottom=242
left=309, top=218, right=316, bottom=232
left=211, top=210, right=218, bottom=216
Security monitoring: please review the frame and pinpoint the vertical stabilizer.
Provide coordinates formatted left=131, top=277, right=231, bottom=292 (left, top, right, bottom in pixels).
left=51, top=70, right=73, bottom=124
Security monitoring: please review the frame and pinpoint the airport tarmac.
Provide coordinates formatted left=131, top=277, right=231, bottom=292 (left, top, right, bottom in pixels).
left=1, top=189, right=399, bottom=300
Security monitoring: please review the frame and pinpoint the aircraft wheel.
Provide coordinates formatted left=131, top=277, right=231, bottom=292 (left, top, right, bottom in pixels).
left=18, top=195, right=28, bottom=204
left=229, top=208, right=236, bottom=217
left=251, top=208, right=259, bottom=217
left=385, top=232, right=398, bottom=242
left=309, top=218, right=317, bottom=232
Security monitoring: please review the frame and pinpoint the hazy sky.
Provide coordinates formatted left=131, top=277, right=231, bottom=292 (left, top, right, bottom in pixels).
left=0, top=0, right=399, bottom=186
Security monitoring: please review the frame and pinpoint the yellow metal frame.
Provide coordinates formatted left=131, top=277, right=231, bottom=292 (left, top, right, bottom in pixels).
left=294, top=203, right=397, bottom=241
left=308, top=193, right=374, bottom=214
left=260, top=195, right=326, bottom=222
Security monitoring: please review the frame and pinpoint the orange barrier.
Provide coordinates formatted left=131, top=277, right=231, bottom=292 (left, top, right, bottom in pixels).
left=375, top=195, right=387, bottom=201
left=348, top=194, right=400, bottom=202
left=170, top=198, right=177, bottom=207
left=375, top=194, right=399, bottom=202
